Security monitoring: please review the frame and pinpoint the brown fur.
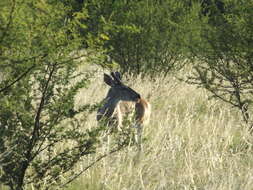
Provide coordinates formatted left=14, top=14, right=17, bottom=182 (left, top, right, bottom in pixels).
left=97, top=72, right=151, bottom=150
left=114, top=98, right=151, bottom=127
left=135, top=98, right=151, bottom=125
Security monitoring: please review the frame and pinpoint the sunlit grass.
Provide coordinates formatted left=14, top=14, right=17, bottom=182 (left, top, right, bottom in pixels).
left=65, top=68, right=253, bottom=190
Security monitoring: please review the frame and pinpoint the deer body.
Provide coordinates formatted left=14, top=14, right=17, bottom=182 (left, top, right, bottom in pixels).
left=97, top=72, right=151, bottom=149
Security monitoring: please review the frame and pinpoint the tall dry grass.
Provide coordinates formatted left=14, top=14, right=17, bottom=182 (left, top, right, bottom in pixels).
left=66, top=68, right=253, bottom=190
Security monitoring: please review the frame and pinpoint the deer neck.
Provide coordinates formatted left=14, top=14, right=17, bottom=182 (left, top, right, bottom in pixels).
left=99, top=96, right=121, bottom=118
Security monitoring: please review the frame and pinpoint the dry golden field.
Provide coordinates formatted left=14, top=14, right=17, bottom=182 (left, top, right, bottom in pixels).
left=65, top=68, right=253, bottom=190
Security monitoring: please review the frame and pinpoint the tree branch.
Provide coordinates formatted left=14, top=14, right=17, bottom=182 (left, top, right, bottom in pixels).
left=0, top=64, right=35, bottom=94
left=60, top=146, right=123, bottom=188
left=25, top=64, right=57, bottom=164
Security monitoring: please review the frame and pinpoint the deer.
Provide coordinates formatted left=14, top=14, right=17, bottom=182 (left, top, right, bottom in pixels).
left=97, top=72, right=151, bottom=150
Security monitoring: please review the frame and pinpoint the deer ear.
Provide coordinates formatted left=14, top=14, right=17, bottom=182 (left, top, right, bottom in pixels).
left=114, top=71, right=122, bottom=81
left=104, top=73, right=115, bottom=86
left=111, top=71, right=122, bottom=84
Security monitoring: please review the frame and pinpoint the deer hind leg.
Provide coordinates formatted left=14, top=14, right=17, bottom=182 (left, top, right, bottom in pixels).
left=133, top=123, right=143, bottom=151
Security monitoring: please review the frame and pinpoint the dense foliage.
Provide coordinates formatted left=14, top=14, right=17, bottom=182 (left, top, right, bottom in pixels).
left=84, top=0, right=191, bottom=75
left=1, top=0, right=253, bottom=189
left=188, top=0, right=253, bottom=129
left=0, top=0, right=109, bottom=189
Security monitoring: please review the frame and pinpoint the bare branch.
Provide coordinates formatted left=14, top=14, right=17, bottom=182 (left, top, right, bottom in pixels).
left=26, top=64, right=57, bottom=162
left=60, top=146, right=123, bottom=188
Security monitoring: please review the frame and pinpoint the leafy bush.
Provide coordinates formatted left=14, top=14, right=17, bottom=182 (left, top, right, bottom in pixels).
left=0, top=0, right=111, bottom=189
left=84, top=0, right=194, bottom=76
left=188, top=0, right=253, bottom=129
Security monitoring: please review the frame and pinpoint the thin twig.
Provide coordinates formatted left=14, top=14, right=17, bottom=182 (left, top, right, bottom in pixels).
left=0, top=64, right=35, bottom=93
left=60, top=146, right=123, bottom=188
